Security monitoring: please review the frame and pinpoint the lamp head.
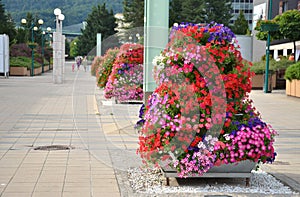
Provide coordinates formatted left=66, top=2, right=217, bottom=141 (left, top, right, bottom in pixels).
left=47, top=27, right=51, bottom=32
left=21, top=18, right=27, bottom=24
left=33, top=26, right=38, bottom=31
left=38, top=19, right=44, bottom=25
left=58, top=14, right=65, bottom=21
left=54, top=8, right=61, bottom=16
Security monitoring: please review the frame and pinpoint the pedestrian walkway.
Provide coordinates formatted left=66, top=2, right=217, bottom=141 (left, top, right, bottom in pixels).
left=0, top=62, right=300, bottom=197
left=0, top=63, right=125, bottom=197
left=249, top=90, right=300, bottom=193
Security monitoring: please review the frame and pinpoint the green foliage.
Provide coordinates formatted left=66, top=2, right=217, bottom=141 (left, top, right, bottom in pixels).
left=0, top=0, right=16, bottom=45
left=169, top=0, right=183, bottom=26
left=122, top=0, right=144, bottom=28
left=231, top=11, right=248, bottom=35
left=285, top=62, right=300, bottom=81
left=251, top=59, right=294, bottom=74
left=169, top=0, right=232, bottom=26
left=2, top=0, right=122, bottom=29
left=181, top=0, right=206, bottom=23
left=277, top=10, right=300, bottom=42
left=254, top=19, right=281, bottom=41
left=205, top=0, right=232, bottom=26
left=70, top=38, right=79, bottom=58
left=10, top=56, right=41, bottom=68
left=76, top=3, right=117, bottom=56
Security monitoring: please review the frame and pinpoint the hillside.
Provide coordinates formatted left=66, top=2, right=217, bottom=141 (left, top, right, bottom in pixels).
left=2, top=0, right=123, bottom=28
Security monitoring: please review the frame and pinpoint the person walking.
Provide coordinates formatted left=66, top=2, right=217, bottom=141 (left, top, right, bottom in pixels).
left=83, top=56, right=87, bottom=72
left=76, top=57, right=82, bottom=70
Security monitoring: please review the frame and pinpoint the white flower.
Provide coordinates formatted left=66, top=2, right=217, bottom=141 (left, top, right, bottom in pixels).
left=224, top=134, right=230, bottom=141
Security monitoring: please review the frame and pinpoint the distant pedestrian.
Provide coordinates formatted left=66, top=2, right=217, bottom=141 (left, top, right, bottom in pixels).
left=72, top=63, right=75, bottom=72
left=83, top=56, right=87, bottom=72
left=76, top=57, right=82, bottom=70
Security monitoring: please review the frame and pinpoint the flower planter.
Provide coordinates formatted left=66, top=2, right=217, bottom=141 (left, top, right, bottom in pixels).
left=251, top=73, right=276, bottom=89
left=10, top=66, right=28, bottom=76
left=26, top=67, right=42, bottom=76
left=286, top=79, right=300, bottom=97
left=261, top=23, right=279, bottom=32
left=163, top=160, right=256, bottom=186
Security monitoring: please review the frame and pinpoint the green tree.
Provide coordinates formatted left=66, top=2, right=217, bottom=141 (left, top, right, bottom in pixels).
left=169, top=0, right=183, bottom=26
left=205, top=0, right=232, bottom=26
left=231, top=11, right=249, bottom=35
left=77, top=3, right=117, bottom=55
left=122, top=0, right=144, bottom=28
left=181, top=0, right=206, bottom=23
left=0, top=0, right=16, bottom=45
left=70, top=38, right=79, bottom=58
left=276, top=10, right=300, bottom=62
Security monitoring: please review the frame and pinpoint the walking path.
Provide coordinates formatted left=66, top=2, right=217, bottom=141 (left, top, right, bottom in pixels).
left=0, top=62, right=299, bottom=196
left=0, top=63, right=124, bottom=197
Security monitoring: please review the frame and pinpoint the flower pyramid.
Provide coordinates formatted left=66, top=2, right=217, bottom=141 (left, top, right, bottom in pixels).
left=136, top=22, right=277, bottom=178
left=104, top=43, right=144, bottom=101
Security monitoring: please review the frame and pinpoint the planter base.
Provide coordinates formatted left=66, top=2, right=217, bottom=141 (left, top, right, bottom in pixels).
left=163, top=160, right=256, bottom=186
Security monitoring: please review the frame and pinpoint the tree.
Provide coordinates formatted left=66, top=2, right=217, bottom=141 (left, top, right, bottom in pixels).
left=205, top=0, right=232, bottom=26
left=77, top=3, right=117, bottom=55
left=181, top=0, right=206, bottom=23
left=169, top=0, right=183, bottom=26
left=0, top=0, right=16, bottom=45
left=276, top=10, right=300, bottom=62
left=122, top=0, right=144, bottom=28
left=231, top=11, right=249, bottom=35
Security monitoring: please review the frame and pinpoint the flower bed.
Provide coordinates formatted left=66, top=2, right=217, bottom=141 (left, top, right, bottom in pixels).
left=136, top=22, right=277, bottom=178
left=104, top=43, right=144, bottom=101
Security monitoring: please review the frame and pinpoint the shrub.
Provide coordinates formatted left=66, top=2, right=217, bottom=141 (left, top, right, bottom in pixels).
left=285, top=62, right=300, bottom=81
left=251, top=59, right=294, bottom=74
left=10, top=56, right=41, bottom=69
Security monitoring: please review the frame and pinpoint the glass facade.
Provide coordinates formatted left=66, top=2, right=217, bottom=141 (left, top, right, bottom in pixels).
left=231, top=0, right=254, bottom=30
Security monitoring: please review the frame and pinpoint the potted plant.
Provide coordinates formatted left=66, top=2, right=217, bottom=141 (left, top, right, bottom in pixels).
left=285, top=62, right=300, bottom=97
left=136, top=22, right=277, bottom=180
left=257, top=20, right=279, bottom=32
left=104, top=43, right=144, bottom=102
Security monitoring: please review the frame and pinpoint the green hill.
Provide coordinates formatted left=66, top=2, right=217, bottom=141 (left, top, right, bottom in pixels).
left=2, top=0, right=123, bottom=28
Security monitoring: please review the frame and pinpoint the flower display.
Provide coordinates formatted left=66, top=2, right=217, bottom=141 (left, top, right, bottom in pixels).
left=104, top=43, right=144, bottom=101
left=95, top=48, right=119, bottom=88
left=137, top=22, right=277, bottom=177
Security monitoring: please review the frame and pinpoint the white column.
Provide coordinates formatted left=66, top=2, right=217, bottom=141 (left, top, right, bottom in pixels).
left=283, top=49, right=288, bottom=57
left=273, top=49, right=278, bottom=60
left=97, top=33, right=101, bottom=56
left=143, top=0, right=169, bottom=102
left=53, top=32, right=63, bottom=84
left=61, top=35, right=65, bottom=82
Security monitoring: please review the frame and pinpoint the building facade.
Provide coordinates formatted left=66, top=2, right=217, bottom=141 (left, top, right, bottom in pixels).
left=252, top=0, right=300, bottom=62
left=230, top=0, right=254, bottom=30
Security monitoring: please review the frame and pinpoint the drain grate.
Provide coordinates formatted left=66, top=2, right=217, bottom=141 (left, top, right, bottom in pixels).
left=34, top=145, right=74, bottom=151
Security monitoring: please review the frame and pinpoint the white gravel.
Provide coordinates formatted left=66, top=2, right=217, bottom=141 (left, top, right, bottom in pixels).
left=128, top=167, right=298, bottom=195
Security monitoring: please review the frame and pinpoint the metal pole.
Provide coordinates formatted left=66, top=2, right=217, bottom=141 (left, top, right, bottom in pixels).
left=264, top=0, right=272, bottom=93
left=31, top=25, right=34, bottom=77
left=42, top=33, right=44, bottom=73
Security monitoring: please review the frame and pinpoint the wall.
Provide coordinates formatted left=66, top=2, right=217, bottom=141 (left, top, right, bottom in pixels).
left=236, top=35, right=253, bottom=62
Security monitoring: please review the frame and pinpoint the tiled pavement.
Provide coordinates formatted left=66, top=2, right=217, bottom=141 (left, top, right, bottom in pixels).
left=0, top=62, right=300, bottom=197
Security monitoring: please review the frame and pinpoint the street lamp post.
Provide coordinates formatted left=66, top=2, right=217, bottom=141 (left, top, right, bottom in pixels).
left=264, top=0, right=273, bottom=93
left=45, top=27, right=52, bottom=70
left=21, top=18, right=43, bottom=77
left=53, top=8, right=65, bottom=84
